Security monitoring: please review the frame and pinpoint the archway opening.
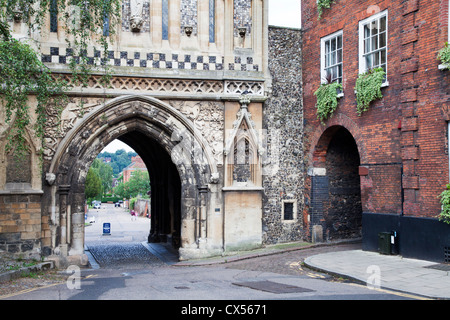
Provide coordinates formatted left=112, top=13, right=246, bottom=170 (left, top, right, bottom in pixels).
left=83, top=131, right=182, bottom=264
left=310, top=126, right=362, bottom=242
left=325, top=127, right=362, bottom=240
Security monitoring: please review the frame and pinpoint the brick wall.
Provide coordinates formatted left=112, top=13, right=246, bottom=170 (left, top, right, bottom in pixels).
left=0, top=194, right=42, bottom=259
left=302, top=0, right=450, bottom=223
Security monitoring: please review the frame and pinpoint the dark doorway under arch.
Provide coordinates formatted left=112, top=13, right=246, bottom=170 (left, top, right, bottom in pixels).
left=325, top=127, right=362, bottom=240
left=119, top=131, right=182, bottom=249
left=310, top=126, right=362, bottom=242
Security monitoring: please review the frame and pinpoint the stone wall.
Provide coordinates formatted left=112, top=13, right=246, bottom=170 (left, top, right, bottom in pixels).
left=262, top=26, right=304, bottom=244
left=0, top=194, right=43, bottom=259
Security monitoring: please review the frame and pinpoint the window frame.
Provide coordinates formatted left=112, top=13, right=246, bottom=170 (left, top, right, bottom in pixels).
left=320, top=30, right=344, bottom=85
left=282, top=200, right=297, bottom=223
left=358, top=10, right=388, bottom=80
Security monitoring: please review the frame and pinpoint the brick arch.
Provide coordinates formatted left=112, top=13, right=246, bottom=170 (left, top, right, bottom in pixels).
left=308, top=113, right=367, bottom=168
left=45, top=95, right=218, bottom=264
left=305, top=114, right=365, bottom=242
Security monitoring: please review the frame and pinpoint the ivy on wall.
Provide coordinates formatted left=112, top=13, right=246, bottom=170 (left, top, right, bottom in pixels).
left=0, top=0, right=121, bottom=162
left=354, top=67, right=385, bottom=115
left=438, top=42, right=450, bottom=70
left=439, top=184, right=450, bottom=224
left=314, top=81, right=342, bottom=124
left=0, top=37, right=67, bottom=161
left=317, top=0, right=336, bottom=19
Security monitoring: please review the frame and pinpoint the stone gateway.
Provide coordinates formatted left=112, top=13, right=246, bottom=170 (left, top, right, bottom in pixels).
left=0, top=0, right=306, bottom=266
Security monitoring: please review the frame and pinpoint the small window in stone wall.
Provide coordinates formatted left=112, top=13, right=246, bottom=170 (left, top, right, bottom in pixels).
left=282, top=200, right=297, bottom=222
left=6, top=152, right=31, bottom=184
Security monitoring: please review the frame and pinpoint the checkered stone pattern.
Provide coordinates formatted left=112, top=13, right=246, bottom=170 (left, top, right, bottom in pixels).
left=228, top=56, right=259, bottom=72
left=41, top=47, right=260, bottom=72
left=41, top=47, right=226, bottom=71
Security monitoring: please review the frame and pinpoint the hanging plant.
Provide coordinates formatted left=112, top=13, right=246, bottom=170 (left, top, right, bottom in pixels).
left=314, top=79, right=343, bottom=124
left=317, top=0, right=337, bottom=19
left=438, top=184, right=450, bottom=224
left=0, top=37, right=67, bottom=161
left=354, top=67, right=385, bottom=115
left=438, top=42, right=450, bottom=70
left=0, top=0, right=121, bottom=162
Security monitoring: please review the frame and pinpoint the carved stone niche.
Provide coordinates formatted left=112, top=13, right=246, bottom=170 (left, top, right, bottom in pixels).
left=130, top=0, right=144, bottom=32
left=6, top=151, right=32, bottom=190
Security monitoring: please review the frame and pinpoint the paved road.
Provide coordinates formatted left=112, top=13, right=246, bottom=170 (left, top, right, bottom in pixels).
left=1, top=204, right=421, bottom=303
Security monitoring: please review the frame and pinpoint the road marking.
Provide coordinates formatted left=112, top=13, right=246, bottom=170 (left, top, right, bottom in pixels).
left=346, top=282, right=433, bottom=300
left=0, top=282, right=62, bottom=299
left=0, top=274, right=98, bottom=299
left=306, top=272, right=326, bottom=279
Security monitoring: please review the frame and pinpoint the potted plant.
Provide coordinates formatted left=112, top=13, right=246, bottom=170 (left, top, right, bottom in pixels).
left=314, top=74, right=343, bottom=124
left=354, top=67, right=386, bottom=115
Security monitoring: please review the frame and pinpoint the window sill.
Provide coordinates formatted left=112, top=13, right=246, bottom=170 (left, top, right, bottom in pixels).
left=354, top=81, right=389, bottom=94
left=439, top=64, right=449, bottom=70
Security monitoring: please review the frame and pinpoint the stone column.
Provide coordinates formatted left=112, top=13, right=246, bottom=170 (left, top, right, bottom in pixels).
left=58, top=185, right=71, bottom=256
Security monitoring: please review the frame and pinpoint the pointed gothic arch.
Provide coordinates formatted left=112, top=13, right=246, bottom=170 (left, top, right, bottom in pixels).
left=43, top=95, right=222, bottom=264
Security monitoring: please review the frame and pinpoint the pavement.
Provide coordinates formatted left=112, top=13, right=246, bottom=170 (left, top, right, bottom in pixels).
left=303, top=249, right=450, bottom=300
left=3, top=202, right=450, bottom=300
left=174, top=242, right=450, bottom=300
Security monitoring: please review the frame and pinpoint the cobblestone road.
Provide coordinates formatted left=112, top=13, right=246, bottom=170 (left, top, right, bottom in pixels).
left=87, top=242, right=167, bottom=269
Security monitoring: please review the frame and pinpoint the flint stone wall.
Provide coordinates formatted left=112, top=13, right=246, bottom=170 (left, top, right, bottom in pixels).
left=262, top=26, right=305, bottom=244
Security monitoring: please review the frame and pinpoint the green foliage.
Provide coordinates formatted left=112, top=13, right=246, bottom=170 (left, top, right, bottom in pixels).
left=314, top=81, right=342, bottom=124
left=97, top=149, right=138, bottom=175
left=439, top=184, right=450, bottom=224
left=438, top=42, right=450, bottom=70
left=85, top=166, right=102, bottom=200
left=91, top=158, right=114, bottom=194
left=0, top=38, right=67, bottom=160
left=114, top=170, right=150, bottom=200
left=354, top=67, right=386, bottom=115
left=317, top=0, right=336, bottom=19
left=0, top=0, right=121, bottom=161
left=129, top=197, right=137, bottom=211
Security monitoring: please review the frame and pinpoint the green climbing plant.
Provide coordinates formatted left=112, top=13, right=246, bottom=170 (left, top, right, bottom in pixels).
left=438, top=184, right=450, bottom=224
left=0, top=0, right=121, bottom=161
left=0, top=37, right=67, bottom=161
left=354, top=67, right=386, bottom=115
left=438, top=42, right=450, bottom=70
left=317, top=0, right=337, bottom=19
left=314, top=81, right=343, bottom=124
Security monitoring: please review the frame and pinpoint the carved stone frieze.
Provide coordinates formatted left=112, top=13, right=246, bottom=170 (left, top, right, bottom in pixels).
left=169, top=100, right=224, bottom=166
left=44, top=98, right=103, bottom=161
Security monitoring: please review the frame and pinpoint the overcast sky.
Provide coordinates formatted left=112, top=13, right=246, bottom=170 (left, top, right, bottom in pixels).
left=269, top=0, right=301, bottom=28
left=101, top=0, right=301, bottom=153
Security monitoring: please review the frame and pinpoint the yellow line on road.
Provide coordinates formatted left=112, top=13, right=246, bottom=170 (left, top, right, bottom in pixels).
left=346, top=282, right=433, bottom=300
left=0, top=274, right=98, bottom=299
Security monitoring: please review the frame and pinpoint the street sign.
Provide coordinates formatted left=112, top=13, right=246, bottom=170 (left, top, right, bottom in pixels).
left=103, top=222, right=111, bottom=235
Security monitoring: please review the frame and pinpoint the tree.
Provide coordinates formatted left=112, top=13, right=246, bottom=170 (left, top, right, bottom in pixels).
left=85, top=167, right=102, bottom=200
left=91, top=158, right=113, bottom=194
left=114, top=170, right=150, bottom=199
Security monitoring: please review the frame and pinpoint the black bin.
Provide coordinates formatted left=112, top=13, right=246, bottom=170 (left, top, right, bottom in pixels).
left=378, top=232, right=391, bottom=255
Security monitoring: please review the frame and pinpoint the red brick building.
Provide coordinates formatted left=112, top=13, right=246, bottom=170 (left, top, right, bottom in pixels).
left=122, top=156, right=148, bottom=183
left=301, top=0, right=450, bottom=261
